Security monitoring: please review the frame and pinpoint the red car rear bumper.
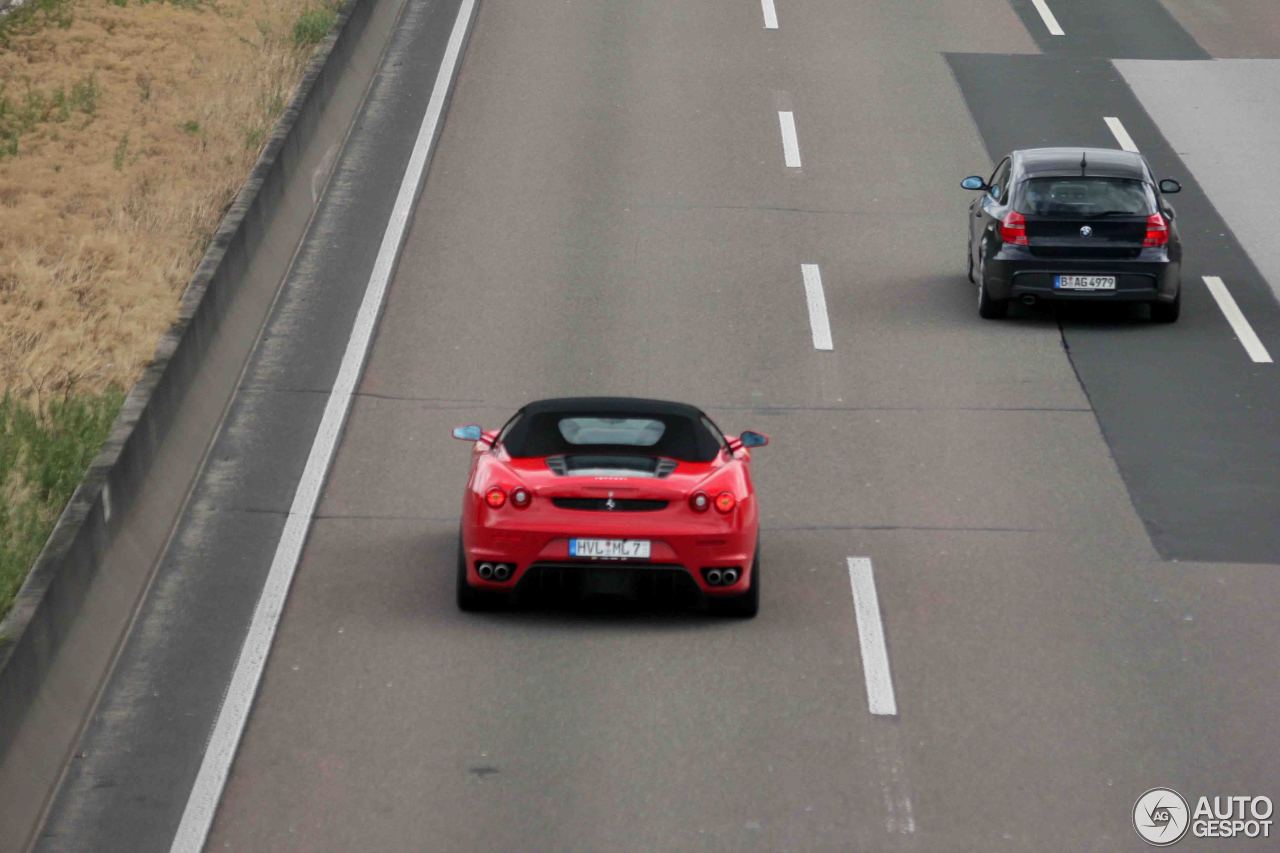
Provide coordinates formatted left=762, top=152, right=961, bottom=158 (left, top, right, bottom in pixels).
left=461, top=505, right=758, bottom=596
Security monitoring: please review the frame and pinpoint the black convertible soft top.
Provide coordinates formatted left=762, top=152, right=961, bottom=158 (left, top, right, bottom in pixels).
left=502, top=397, right=723, bottom=462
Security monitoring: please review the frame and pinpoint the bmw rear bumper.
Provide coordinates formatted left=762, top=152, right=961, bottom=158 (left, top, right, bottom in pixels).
left=986, top=247, right=1180, bottom=302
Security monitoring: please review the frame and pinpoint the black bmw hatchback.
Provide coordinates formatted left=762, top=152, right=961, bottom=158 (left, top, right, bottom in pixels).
left=963, top=147, right=1183, bottom=322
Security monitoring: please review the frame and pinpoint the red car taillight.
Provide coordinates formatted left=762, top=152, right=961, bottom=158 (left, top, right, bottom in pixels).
left=689, top=492, right=710, bottom=513
left=714, top=491, right=736, bottom=514
left=1143, top=212, right=1169, bottom=247
left=999, top=211, right=1028, bottom=246
left=511, top=487, right=531, bottom=508
left=484, top=487, right=506, bottom=508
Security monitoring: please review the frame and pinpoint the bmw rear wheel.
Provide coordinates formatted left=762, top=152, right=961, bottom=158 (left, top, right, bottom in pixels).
left=711, top=545, right=760, bottom=618
left=977, top=250, right=1008, bottom=319
left=1150, top=287, right=1181, bottom=323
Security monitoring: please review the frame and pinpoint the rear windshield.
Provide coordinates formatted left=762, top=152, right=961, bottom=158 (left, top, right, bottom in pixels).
left=1017, top=177, right=1155, bottom=217
left=503, top=411, right=722, bottom=461
left=557, top=417, right=665, bottom=447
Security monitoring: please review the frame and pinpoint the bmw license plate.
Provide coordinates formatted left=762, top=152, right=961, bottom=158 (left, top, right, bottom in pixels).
left=569, top=538, right=651, bottom=560
left=1054, top=275, right=1116, bottom=291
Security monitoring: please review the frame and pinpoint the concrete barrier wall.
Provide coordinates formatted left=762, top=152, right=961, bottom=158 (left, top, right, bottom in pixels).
left=0, top=0, right=408, bottom=838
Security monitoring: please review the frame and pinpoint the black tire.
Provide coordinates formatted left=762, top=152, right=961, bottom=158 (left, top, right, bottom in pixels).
left=977, top=251, right=1007, bottom=319
left=711, top=546, right=760, bottom=618
left=1151, top=288, right=1180, bottom=323
left=456, top=537, right=500, bottom=612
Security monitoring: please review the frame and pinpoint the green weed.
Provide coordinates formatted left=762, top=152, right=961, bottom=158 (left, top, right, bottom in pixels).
left=69, top=74, right=98, bottom=115
left=0, top=390, right=123, bottom=619
left=112, top=132, right=129, bottom=169
left=0, top=0, right=74, bottom=46
left=0, top=74, right=100, bottom=158
left=291, top=6, right=334, bottom=47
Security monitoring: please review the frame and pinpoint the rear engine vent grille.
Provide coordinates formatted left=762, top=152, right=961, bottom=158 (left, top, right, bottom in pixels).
left=545, top=455, right=677, bottom=478
left=552, top=498, right=669, bottom=512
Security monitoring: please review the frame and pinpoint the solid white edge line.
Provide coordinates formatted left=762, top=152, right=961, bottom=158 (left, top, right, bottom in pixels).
left=1203, top=276, right=1274, bottom=364
left=1030, top=0, right=1065, bottom=36
left=778, top=110, right=802, bottom=168
left=168, top=1, right=478, bottom=850
left=801, top=264, right=833, bottom=351
left=760, top=0, right=778, bottom=29
left=847, top=557, right=897, bottom=716
left=1104, top=116, right=1139, bottom=153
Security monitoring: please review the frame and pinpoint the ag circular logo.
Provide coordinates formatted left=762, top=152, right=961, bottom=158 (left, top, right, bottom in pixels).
left=1134, top=788, right=1190, bottom=846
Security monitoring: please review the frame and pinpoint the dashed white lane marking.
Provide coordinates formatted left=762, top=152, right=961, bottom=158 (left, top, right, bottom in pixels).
left=1030, top=0, right=1065, bottom=36
left=760, top=0, right=778, bottom=30
left=1203, top=276, right=1274, bottom=363
left=168, top=1, right=480, bottom=850
left=1104, top=116, right=1139, bottom=153
left=846, top=557, right=898, bottom=716
left=1093, top=123, right=1272, bottom=365
left=778, top=110, right=802, bottom=168
left=801, top=264, right=834, bottom=351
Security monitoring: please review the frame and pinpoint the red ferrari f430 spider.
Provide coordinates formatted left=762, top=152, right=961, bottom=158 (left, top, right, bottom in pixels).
left=452, top=398, right=767, bottom=616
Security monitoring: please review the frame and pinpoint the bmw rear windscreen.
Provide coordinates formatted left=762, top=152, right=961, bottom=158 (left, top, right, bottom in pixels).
left=1017, top=178, right=1155, bottom=216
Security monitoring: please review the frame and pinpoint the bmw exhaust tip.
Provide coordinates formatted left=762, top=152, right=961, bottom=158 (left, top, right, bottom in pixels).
left=1021, top=294, right=1037, bottom=306
left=706, top=568, right=723, bottom=586
left=493, top=564, right=511, bottom=581
left=477, top=563, right=494, bottom=580
left=721, top=568, right=739, bottom=585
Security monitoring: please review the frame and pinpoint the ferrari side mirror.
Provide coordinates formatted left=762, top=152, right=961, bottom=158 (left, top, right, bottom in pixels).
left=739, top=431, right=769, bottom=448
left=452, top=424, right=483, bottom=442
left=961, top=176, right=987, bottom=191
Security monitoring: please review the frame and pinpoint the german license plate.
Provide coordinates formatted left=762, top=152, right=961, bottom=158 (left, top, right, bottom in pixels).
left=1054, top=275, right=1116, bottom=291
left=569, top=538, right=651, bottom=560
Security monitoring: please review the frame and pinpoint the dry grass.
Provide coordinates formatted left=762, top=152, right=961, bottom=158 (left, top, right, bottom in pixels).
left=0, top=0, right=326, bottom=400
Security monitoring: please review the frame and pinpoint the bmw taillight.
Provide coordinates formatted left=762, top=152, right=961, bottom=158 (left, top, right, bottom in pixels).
left=999, top=211, right=1028, bottom=246
left=689, top=492, right=710, bottom=513
left=511, top=487, right=531, bottom=508
left=714, top=491, right=736, bottom=514
left=1143, top=212, right=1169, bottom=247
left=484, top=487, right=506, bottom=508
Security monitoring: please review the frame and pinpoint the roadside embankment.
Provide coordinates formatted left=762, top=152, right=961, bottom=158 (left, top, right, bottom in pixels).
left=0, top=0, right=337, bottom=618
left=0, top=0, right=409, bottom=841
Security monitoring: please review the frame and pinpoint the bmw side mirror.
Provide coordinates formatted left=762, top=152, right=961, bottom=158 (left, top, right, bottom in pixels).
left=961, top=176, right=987, bottom=191
left=1159, top=178, right=1182, bottom=194
left=739, top=431, right=769, bottom=449
left=452, top=424, right=483, bottom=442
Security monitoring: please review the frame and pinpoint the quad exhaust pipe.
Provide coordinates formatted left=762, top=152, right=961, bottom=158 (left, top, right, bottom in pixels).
left=721, top=568, right=739, bottom=585
left=705, top=569, right=723, bottom=585
left=493, top=564, right=511, bottom=581
left=477, top=562, right=494, bottom=580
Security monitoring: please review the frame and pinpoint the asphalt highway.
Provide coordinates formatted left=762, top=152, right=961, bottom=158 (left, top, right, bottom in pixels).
left=27, top=0, right=1280, bottom=850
